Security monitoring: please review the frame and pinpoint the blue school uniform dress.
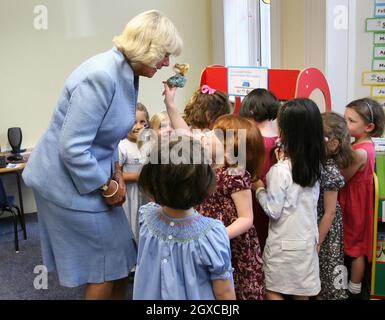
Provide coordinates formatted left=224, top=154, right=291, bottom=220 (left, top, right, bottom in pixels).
left=133, top=203, right=234, bottom=300
left=22, top=47, right=138, bottom=287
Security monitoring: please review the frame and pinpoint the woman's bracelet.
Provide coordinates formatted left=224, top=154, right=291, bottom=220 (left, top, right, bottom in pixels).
left=102, top=179, right=119, bottom=198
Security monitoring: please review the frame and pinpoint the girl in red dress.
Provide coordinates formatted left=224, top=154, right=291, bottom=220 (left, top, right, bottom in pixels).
left=339, top=98, right=385, bottom=299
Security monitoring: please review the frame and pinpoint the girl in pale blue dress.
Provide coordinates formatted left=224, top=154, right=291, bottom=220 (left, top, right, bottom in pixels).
left=133, top=137, right=235, bottom=300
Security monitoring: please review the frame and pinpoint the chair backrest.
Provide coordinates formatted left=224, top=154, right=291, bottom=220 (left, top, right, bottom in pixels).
left=0, top=178, right=10, bottom=207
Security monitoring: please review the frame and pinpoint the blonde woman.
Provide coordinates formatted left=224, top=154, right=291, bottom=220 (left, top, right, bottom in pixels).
left=23, top=10, right=182, bottom=300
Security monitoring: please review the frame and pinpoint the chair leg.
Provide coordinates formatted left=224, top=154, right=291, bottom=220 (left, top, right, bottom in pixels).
left=15, top=206, right=27, bottom=240
left=10, top=209, right=19, bottom=253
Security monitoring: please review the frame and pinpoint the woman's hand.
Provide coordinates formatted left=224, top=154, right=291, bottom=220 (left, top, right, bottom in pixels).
left=102, top=170, right=126, bottom=207
left=162, top=82, right=178, bottom=108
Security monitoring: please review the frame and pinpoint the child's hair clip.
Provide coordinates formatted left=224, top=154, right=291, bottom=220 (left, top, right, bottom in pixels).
left=201, top=84, right=216, bottom=95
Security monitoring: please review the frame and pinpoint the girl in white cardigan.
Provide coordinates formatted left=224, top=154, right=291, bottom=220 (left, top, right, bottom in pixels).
left=255, top=98, right=326, bottom=300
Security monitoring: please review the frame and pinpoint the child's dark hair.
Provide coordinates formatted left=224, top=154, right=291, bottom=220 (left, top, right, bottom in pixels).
left=322, top=112, right=354, bottom=169
left=138, top=137, right=216, bottom=210
left=346, top=98, right=385, bottom=137
left=184, top=88, right=231, bottom=129
left=240, top=88, right=280, bottom=121
left=278, top=98, right=326, bottom=188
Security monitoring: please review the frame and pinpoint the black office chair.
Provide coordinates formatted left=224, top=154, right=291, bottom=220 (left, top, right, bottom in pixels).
left=0, top=177, right=26, bottom=252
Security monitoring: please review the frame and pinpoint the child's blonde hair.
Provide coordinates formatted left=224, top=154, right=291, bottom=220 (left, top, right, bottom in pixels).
left=150, top=111, right=170, bottom=130
left=322, top=112, right=354, bottom=169
left=346, top=98, right=385, bottom=137
left=136, top=102, right=150, bottom=123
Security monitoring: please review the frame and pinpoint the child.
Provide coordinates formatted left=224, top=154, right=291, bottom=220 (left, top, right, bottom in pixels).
left=180, top=85, right=231, bottom=130
left=196, top=115, right=266, bottom=300
left=150, top=111, right=173, bottom=137
left=255, top=98, right=326, bottom=300
left=133, top=137, right=236, bottom=300
left=163, top=83, right=266, bottom=300
left=318, top=112, right=354, bottom=300
left=338, top=98, right=385, bottom=299
left=118, top=102, right=149, bottom=244
left=240, top=88, right=280, bottom=252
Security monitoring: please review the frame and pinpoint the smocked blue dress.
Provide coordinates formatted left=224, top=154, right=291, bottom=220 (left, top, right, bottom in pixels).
left=133, top=203, right=234, bottom=300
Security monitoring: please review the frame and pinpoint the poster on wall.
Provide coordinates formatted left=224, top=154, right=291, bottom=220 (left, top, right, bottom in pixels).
left=227, top=67, right=268, bottom=97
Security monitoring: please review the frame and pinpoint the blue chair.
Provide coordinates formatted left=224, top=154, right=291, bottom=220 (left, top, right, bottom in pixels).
left=0, top=177, right=26, bottom=252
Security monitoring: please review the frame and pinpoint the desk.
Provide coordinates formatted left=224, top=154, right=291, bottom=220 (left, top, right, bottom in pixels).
left=0, top=162, right=27, bottom=239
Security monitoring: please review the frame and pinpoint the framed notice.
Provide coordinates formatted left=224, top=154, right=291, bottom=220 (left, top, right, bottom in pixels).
left=227, top=67, right=268, bottom=97
left=373, top=59, right=385, bottom=71
left=374, top=45, right=385, bottom=59
left=371, top=86, right=385, bottom=98
left=366, top=18, right=385, bottom=32
left=362, top=71, right=385, bottom=86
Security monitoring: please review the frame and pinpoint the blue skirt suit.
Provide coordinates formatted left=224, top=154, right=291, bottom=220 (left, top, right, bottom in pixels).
left=23, top=47, right=138, bottom=287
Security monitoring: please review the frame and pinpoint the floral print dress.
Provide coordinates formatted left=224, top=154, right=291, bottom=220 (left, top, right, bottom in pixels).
left=317, top=159, right=348, bottom=300
left=197, top=167, right=265, bottom=300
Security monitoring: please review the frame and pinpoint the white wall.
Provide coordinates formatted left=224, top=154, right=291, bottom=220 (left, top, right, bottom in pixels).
left=325, top=0, right=373, bottom=115
left=0, top=0, right=213, bottom=213
left=271, top=0, right=373, bottom=114
left=0, top=0, right=213, bottom=150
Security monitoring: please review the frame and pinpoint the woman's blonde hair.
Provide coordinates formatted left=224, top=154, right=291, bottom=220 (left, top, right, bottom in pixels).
left=113, top=10, right=183, bottom=67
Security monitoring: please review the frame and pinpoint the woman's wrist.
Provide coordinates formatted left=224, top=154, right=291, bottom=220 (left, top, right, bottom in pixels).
left=101, top=179, right=119, bottom=198
left=255, top=187, right=266, bottom=197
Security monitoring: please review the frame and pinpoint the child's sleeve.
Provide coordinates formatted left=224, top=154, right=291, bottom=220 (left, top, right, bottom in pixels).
left=256, top=163, right=291, bottom=220
left=222, top=168, right=251, bottom=195
left=322, top=164, right=345, bottom=191
left=199, top=221, right=234, bottom=281
left=118, top=141, right=126, bottom=167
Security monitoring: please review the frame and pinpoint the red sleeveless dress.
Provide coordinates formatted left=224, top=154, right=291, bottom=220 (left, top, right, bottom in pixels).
left=252, top=136, right=278, bottom=252
left=338, top=141, right=375, bottom=262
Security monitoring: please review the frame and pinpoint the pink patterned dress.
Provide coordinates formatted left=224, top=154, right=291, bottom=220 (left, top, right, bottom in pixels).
left=197, top=167, right=265, bottom=300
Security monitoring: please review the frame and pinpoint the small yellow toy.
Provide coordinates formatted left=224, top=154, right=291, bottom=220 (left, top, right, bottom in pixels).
left=166, top=63, right=190, bottom=88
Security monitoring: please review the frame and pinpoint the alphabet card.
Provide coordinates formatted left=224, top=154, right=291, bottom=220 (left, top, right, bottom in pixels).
left=362, top=71, right=385, bottom=85
left=366, top=18, right=385, bottom=31
left=374, top=46, right=385, bottom=59
left=375, top=33, right=385, bottom=44
left=372, top=86, right=385, bottom=98
left=373, top=59, right=385, bottom=71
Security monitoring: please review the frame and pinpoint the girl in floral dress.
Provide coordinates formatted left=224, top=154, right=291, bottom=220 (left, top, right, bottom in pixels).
left=317, top=112, right=354, bottom=300
left=196, top=115, right=266, bottom=300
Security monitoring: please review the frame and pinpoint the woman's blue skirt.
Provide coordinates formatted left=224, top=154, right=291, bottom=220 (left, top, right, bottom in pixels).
left=34, top=193, right=137, bottom=288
